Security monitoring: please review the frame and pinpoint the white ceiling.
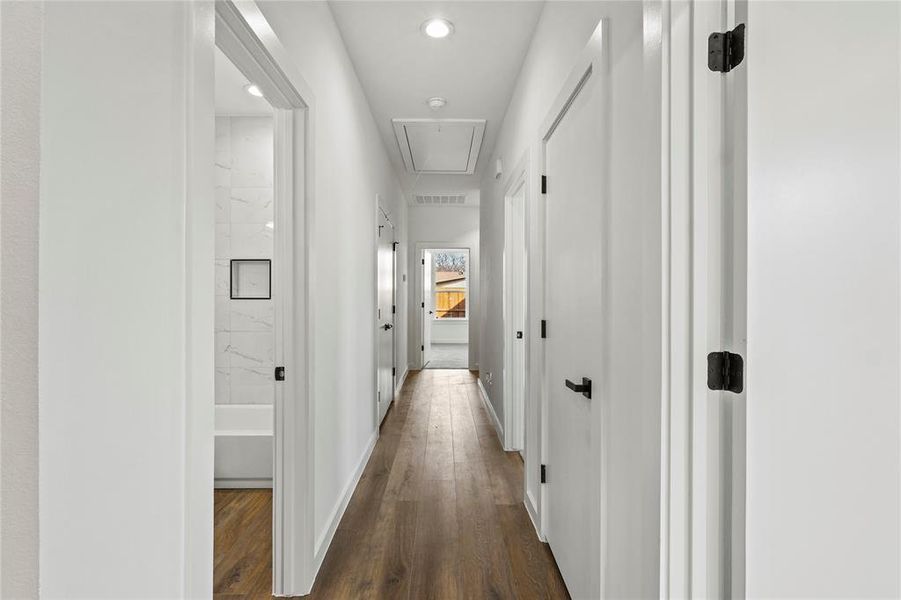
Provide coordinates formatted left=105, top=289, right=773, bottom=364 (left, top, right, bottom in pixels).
left=329, top=1, right=544, bottom=195
left=215, top=46, right=273, bottom=116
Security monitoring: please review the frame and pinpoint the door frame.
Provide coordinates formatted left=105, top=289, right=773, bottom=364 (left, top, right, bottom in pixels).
left=657, top=0, right=746, bottom=597
left=413, top=242, right=473, bottom=370
left=535, top=19, right=608, bottom=595
left=503, top=154, right=530, bottom=452
left=375, top=196, right=396, bottom=425
left=206, top=2, right=316, bottom=595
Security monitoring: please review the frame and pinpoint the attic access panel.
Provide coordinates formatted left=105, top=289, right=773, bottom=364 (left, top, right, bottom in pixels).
left=392, top=119, right=486, bottom=175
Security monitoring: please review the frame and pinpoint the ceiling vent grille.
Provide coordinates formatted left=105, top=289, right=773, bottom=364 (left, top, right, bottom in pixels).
left=414, top=194, right=467, bottom=206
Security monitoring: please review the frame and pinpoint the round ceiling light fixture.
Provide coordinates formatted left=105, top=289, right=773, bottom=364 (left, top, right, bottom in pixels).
left=427, top=96, right=447, bottom=111
left=422, top=18, right=454, bottom=39
left=244, top=83, right=264, bottom=98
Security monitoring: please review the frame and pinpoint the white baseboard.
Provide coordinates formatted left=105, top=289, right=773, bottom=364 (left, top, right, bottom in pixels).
left=214, top=478, right=273, bottom=489
left=311, top=429, right=379, bottom=576
left=525, top=490, right=545, bottom=542
left=394, top=367, right=409, bottom=395
left=477, top=378, right=506, bottom=449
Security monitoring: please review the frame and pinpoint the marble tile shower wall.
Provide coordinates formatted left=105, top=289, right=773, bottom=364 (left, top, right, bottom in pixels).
left=215, top=116, right=275, bottom=405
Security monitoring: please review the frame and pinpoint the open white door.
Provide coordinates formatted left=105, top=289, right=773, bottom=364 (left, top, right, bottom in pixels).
left=742, top=3, right=901, bottom=597
left=505, top=179, right=527, bottom=451
left=421, top=250, right=434, bottom=367
left=541, top=23, right=606, bottom=600
left=376, top=205, right=395, bottom=424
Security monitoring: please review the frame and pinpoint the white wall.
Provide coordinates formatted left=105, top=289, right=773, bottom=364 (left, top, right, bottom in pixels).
left=39, top=2, right=215, bottom=597
left=214, top=116, right=276, bottom=406
left=258, top=1, right=408, bottom=563
left=0, top=2, right=41, bottom=596
left=478, top=3, right=661, bottom=597
left=407, top=205, right=480, bottom=368
left=432, top=319, right=468, bottom=344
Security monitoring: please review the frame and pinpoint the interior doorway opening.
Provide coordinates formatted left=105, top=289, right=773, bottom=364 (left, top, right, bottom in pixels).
left=421, top=247, right=470, bottom=369
left=212, top=41, right=278, bottom=597
left=209, top=2, right=314, bottom=595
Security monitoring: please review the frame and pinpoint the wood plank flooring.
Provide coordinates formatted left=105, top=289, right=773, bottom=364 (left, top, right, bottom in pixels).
left=213, top=369, right=569, bottom=599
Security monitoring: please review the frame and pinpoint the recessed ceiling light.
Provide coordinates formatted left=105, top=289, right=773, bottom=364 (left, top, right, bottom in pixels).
left=427, top=97, right=447, bottom=110
left=422, top=18, right=453, bottom=39
left=244, top=83, right=263, bottom=98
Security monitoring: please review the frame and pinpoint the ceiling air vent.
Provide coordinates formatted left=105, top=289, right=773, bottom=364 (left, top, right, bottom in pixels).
left=414, top=194, right=467, bottom=206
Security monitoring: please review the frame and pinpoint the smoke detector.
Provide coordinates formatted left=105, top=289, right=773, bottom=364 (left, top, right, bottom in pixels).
left=427, top=97, right=447, bottom=111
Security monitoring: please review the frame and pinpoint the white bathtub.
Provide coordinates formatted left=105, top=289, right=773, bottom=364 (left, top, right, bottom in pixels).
left=214, top=404, right=273, bottom=488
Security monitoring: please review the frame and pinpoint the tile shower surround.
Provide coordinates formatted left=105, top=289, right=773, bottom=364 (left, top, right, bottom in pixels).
left=215, top=116, right=275, bottom=405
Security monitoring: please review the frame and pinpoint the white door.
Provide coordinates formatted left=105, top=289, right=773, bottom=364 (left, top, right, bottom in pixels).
left=377, top=208, right=395, bottom=423
left=506, top=182, right=527, bottom=450
left=421, top=250, right=434, bottom=367
left=742, top=3, right=901, bottom=597
left=543, top=52, right=605, bottom=599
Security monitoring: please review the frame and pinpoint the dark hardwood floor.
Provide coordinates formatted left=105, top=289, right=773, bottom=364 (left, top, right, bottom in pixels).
left=213, top=369, right=569, bottom=599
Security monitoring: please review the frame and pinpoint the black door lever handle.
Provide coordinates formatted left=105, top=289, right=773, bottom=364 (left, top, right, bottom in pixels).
left=564, top=377, right=592, bottom=399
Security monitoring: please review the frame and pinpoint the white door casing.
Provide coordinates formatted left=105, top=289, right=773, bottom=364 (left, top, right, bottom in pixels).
left=689, top=2, right=748, bottom=597
left=541, top=21, right=608, bottom=600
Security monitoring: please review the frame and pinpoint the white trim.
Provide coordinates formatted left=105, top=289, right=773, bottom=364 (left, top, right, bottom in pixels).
left=395, top=367, right=410, bottom=396
left=183, top=4, right=216, bottom=598
left=212, top=2, right=316, bottom=596
left=524, top=496, right=545, bottom=542
left=477, top=378, right=506, bottom=449
left=311, top=430, right=379, bottom=575
left=215, top=478, right=274, bottom=489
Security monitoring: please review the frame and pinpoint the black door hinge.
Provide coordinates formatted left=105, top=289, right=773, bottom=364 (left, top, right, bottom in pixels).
left=421, top=301, right=425, bottom=308
left=540, top=319, right=547, bottom=339
left=540, top=464, right=547, bottom=484
left=275, top=366, right=286, bottom=381
left=392, top=304, right=396, bottom=314
left=392, top=367, right=396, bottom=377
left=393, top=241, right=398, bottom=251
left=422, top=258, right=425, bottom=265
left=541, top=175, right=547, bottom=194
left=708, top=23, right=745, bottom=73
left=421, top=345, right=425, bottom=351
left=707, top=351, right=743, bottom=393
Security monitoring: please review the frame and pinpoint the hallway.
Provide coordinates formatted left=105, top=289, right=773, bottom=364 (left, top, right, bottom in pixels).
left=214, top=369, right=568, bottom=599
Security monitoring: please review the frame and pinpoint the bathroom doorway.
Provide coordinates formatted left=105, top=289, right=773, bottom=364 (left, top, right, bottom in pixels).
left=213, top=42, right=278, bottom=595
left=208, top=2, right=314, bottom=595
